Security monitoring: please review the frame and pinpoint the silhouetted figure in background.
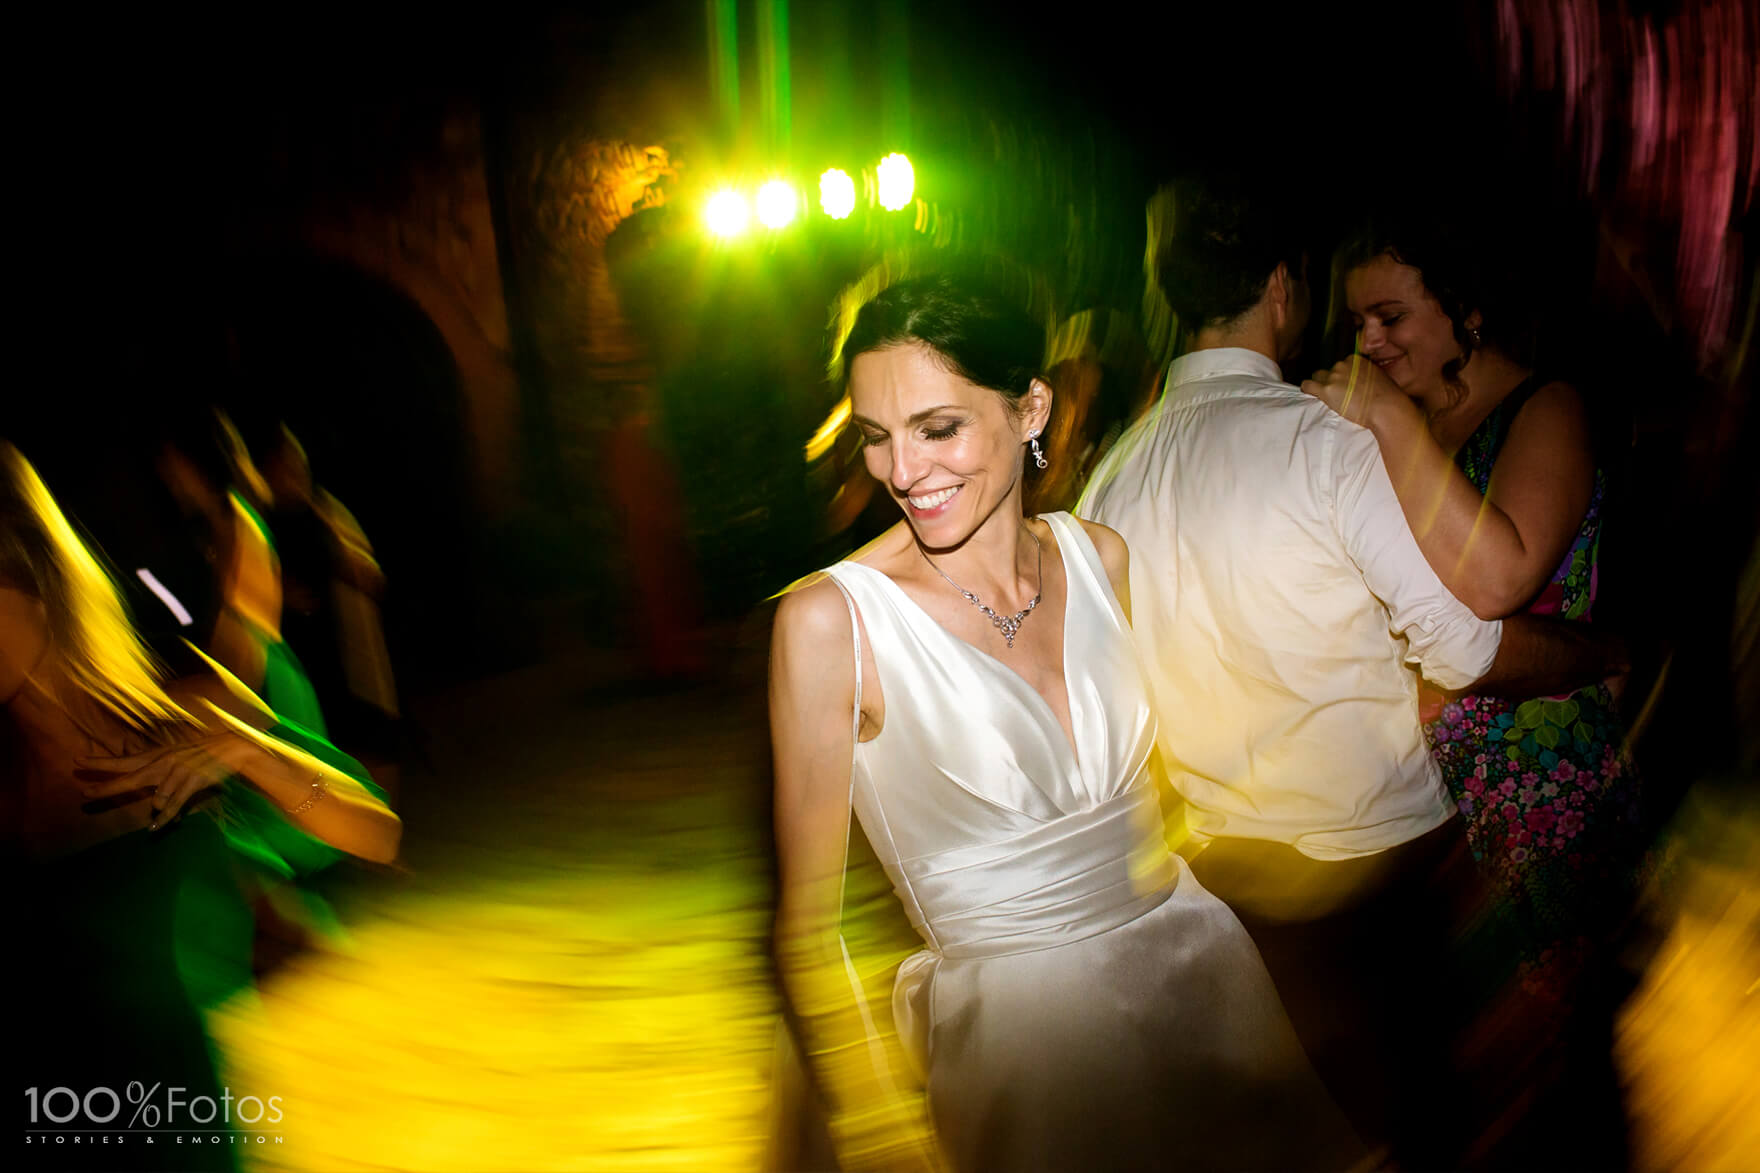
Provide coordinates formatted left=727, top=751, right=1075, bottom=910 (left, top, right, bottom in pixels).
left=257, top=422, right=403, bottom=801
left=1079, top=174, right=1632, bottom=1168
left=2, top=441, right=400, bottom=1172
left=145, top=406, right=396, bottom=969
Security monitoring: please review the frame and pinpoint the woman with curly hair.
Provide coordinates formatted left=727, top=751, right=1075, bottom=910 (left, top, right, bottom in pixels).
left=1302, top=219, right=1648, bottom=1163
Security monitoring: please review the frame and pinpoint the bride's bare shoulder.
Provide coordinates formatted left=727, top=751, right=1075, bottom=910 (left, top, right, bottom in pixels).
left=1072, top=518, right=1132, bottom=617
left=772, top=569, right=862, bottom=648
left=770, top=522, right=913, bottom=660
left=1075, top=519, right=1129, bottom=574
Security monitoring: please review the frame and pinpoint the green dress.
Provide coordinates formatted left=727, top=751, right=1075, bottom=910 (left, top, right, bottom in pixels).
left=14, top=814, right=246, bottom=1171
left=226, top=495, right=388, bottom=886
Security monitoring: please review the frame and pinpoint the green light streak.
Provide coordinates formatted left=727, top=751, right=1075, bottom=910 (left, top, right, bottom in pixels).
left=756, top=0, right=791, bottom=152
left=708, top=0, right=739, bottom=132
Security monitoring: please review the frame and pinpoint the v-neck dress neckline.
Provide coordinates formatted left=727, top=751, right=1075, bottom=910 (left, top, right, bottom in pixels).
left=840, top=514, right=1086, bottom=778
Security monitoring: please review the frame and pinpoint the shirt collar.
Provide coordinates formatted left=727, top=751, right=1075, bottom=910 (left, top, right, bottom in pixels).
left=1166, top=347, right=1286, bottom=389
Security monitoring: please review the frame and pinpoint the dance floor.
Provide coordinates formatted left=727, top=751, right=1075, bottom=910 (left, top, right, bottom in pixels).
left=203, top=640, right=1757, bottom=1171
left=209, top=638, right=923, bottom=1172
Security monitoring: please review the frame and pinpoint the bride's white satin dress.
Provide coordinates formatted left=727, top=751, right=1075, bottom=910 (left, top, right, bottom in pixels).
left=823, top=513, right=1363, bottom=1172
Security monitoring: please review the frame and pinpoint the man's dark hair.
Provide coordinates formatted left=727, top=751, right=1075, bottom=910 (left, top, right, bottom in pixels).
left=1154, top=172, right=1307, bottom=332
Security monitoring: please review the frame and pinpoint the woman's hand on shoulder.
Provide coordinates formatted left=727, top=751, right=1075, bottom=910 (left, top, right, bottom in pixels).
left=75, top=720, right=259, bottom=829
left=1301, top=354, right=1410, bottom=431
left=78, top=654, right=278, bottom=829
left=1076, top=519, right=1133, bottom=624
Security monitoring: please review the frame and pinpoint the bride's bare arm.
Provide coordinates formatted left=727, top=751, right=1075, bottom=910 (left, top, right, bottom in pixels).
left=769, top=579, right=939, bottom=1172
left=1303, top=357, right=1594, bottom=619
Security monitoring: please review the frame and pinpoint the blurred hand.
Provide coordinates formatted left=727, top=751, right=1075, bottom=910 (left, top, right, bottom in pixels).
left=1301, top=354, right=1398, bottom=428
left=835, top=1124, right=945, bottom=1173
left=830, top=1095, right=948, bottom=1173
left=76, top=729, right=252, bottom=829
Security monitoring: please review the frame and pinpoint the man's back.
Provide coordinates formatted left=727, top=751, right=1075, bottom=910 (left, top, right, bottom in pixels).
left=1080, top=347, right=1499, bottom=858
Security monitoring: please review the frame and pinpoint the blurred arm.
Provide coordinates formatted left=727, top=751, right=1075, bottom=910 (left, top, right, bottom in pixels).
left=1465, top=612, right=1629, bottom=700
left=207, top=496, right=280, bottom=690
left=316, top=490, right=386, bottom=596
left=168, top=659, right=401, bottom=863
left=224, top=494, right=283, bottom=638
left=769, top=581, right=940, bottom=1172
left=1357, top=372, right=1594, bottom=618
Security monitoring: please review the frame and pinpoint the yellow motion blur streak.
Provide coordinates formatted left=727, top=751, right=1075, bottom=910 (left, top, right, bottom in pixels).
left=204, top=676, right=933, bottom=1172
left=804, top=397, right=851, bottom=462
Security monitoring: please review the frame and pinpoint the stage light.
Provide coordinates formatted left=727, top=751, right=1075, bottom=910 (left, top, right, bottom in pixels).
left=704, top=189, right=749, bottom=237
left=819, top=169, right=855, bottom=219
left=756, top=180, right=798, bottom=229
left=876, top=153, right=914, bottom=211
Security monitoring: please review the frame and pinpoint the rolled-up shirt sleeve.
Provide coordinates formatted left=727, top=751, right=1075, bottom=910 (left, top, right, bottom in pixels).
left=1328, top=423, right=1501, bottom=690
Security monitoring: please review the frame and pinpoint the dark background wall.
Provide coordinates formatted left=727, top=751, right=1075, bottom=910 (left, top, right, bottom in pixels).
left=10, top=3, right=1752, bottom=794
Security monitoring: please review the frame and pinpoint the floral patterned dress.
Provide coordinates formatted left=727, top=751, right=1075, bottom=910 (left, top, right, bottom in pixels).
left=1424, top=376, right=1646, bottom=997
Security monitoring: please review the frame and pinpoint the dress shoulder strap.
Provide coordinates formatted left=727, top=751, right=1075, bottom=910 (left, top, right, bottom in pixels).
left=823, top=571, right=863, bottom=755
left=1466, top=372, right=1553, bottom=474
left=1042, top=512, right=1128, bottom=630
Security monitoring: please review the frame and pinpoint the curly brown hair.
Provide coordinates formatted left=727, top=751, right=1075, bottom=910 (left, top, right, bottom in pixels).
left=1332, top=215, right=1539, bottom=416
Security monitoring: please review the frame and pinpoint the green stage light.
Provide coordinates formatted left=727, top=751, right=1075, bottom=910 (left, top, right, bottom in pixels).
left=819, top=169, right=855, bottom=219
left=704, top=189, right=750, bottom=237
left=756, top=180, right=798, bottom=229
left=876, top=153, right=914, bottom=211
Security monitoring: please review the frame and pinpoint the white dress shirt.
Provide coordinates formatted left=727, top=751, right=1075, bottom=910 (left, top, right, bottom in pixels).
left=1078, top=348, right=1502, bottom=859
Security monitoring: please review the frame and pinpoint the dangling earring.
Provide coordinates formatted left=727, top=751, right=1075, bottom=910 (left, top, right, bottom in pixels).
left=1029, top=432, right=1048, bottom=470
left=1467, top=325, right=1482, bottom=346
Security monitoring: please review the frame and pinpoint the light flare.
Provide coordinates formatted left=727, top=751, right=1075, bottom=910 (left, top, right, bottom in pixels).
left=876, top=153, right=914, bottom=211
left=704, top=189, right=749, bottom=237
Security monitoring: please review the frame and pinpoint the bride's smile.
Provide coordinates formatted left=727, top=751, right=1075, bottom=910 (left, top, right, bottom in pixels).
left=849, top=340, right=1045, bottom=549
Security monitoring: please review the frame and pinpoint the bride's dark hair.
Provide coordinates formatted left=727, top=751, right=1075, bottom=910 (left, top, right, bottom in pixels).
left=829, top=269, right=1050, bottom=409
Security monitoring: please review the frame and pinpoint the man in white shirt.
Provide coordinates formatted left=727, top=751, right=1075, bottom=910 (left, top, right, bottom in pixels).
left=1078, top=174, right=1627, bottom=1165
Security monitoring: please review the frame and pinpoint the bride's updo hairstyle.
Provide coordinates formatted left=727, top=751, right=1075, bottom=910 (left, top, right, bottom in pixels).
left=829, top=270, right=1050, bottom=416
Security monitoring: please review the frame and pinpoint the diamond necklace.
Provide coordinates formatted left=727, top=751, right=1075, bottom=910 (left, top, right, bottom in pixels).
left=920, top=524, right=1043, bottom=649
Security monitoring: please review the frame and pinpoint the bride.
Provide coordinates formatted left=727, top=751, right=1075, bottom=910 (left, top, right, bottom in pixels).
left=770, top=271, right=1364, bottom=1172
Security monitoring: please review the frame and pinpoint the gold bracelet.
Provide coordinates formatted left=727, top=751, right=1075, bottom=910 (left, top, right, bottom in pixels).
left=285, top=771, right=328, bottom=815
